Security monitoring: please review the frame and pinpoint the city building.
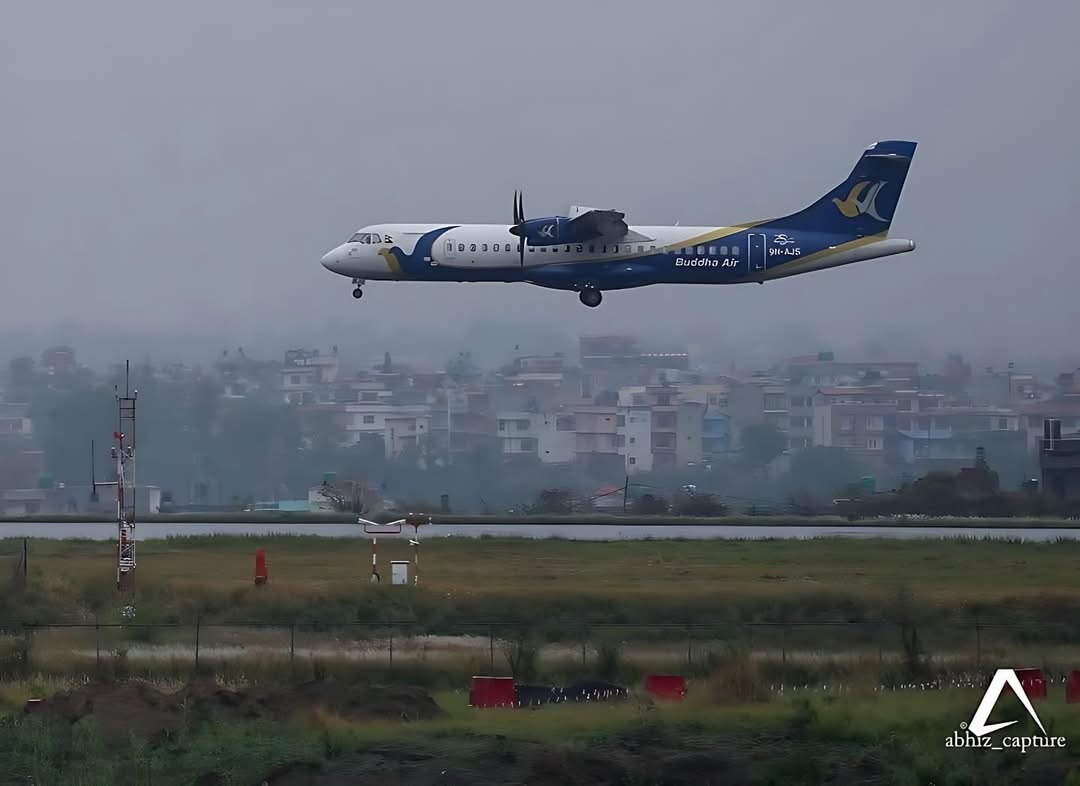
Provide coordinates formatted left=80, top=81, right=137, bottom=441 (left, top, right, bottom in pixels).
left=1039, top=419, right=1080, bottom=500
left=812, top=386, right=896, bottom=468
left=280, top=348, right=340, bottom=404
left=486, top=408, right=577, bottom=464
left=339, top=402, right=431, bottom=458
left=573, top=403, right=622, bottom=474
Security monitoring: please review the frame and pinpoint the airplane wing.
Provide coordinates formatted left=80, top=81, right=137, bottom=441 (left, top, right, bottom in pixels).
left=567, top=205, right=628, bottom=241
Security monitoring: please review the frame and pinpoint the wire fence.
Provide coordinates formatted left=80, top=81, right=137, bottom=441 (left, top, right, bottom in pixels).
left=2, top=619, right=1079, bottom=681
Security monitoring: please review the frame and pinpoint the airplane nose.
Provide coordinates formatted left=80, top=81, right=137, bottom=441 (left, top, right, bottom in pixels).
left=321, top=247, right=344, bottom=272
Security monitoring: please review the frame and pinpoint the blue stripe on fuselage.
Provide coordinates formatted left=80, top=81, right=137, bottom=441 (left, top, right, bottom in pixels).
left=386, top=227, right=856, bottom=289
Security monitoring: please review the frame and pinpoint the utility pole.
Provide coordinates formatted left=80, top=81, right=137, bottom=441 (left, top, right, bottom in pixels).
left=114, top=360, right=137, bottom=618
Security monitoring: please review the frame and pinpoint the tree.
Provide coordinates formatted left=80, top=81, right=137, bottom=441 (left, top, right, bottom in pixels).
left=633, top=493, right=669, bottom=515
left=784, top=447, right=866, bottom=500
left=740, top=423, right=787, bottom=466
left=7, top=357, right=36, bottom=400
left=675, top=492, right=727, bottom=516
left=530, top=488, right=573, bottom=514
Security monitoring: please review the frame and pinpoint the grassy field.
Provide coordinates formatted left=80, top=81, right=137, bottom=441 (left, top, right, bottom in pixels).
left=3, top=532, right=1080, bottom=613
left=1, top=534, right=1079, bottom=686
left=2, top=512, right=1079, bottom=526
left=3, top=534, right=1080, bottom=782
left=1, top=677, right=1079, bottom=784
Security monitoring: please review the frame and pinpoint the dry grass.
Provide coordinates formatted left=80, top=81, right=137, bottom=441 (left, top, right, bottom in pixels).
left=4, top=533, right=1080, bottom=604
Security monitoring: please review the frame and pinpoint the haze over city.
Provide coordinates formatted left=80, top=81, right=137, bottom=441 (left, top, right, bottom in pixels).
left=2, top=0, right=1079, bottom=372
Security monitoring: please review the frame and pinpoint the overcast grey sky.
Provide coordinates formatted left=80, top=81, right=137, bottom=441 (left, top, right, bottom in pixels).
left=2, top=0, right=1079, bottom=371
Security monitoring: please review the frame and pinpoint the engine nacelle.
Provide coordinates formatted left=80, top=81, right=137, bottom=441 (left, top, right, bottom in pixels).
left=511, top=216, right=580, bottom=246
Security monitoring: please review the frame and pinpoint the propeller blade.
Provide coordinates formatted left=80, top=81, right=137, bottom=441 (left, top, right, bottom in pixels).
left=519, top=237, right=525, bottom=267
left=513, top=190, right=520, bottom=224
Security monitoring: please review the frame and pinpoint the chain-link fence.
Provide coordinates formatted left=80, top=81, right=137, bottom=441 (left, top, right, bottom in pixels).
left=3, top=619, right=1078, bottom=686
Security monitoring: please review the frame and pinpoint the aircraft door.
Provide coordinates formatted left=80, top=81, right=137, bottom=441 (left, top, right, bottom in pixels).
left=748, top=234, right=767, bottom=273
left=442, top=238, right=456, bottom=265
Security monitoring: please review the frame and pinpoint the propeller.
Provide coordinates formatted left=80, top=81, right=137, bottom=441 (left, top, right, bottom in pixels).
left=510, top=190, right=526, bottom=266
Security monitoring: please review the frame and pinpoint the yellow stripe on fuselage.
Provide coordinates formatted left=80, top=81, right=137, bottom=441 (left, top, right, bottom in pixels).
left=762, top=232, right=887, bottom=279
left=378, top=248, right=403, bottom=276
left=660, top=220, right=771, bottom=252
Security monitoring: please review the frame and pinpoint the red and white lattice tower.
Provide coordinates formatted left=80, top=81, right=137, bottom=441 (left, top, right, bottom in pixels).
left=113, top=361, right=138, bottom=604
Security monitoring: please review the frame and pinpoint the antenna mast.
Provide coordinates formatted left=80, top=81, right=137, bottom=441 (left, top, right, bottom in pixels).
left=113, top=360, right=138, bottom=616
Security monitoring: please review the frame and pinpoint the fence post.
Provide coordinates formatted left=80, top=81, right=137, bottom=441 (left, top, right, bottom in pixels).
left=194, top=618, right=201, bottom=670
left=22, top=623, right=32, bottom=677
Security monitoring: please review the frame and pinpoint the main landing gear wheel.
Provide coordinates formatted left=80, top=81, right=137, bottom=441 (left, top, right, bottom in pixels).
left=352, top=287, right=364, bottom=299
left=579, top=289, right=602, bottom=308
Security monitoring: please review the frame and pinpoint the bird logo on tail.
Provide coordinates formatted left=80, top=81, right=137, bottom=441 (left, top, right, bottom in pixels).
left=833, top=180, right=889, bottom=221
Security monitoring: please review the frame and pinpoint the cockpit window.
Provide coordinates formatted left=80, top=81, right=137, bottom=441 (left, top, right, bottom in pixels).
left=369, top=233, right=382, bottom=243
left=348, top=232, right=370, bottom=243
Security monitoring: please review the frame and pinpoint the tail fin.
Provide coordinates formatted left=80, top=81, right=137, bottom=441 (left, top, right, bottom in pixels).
left=775, top=140, right=916, bottom=237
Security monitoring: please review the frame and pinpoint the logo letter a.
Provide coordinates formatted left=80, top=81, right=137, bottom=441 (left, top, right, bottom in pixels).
left=968, top=669, right=1047, bottom=736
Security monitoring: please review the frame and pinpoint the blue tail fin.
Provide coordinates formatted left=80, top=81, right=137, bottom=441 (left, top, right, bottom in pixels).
left=774, top=140, right=916, bottom=237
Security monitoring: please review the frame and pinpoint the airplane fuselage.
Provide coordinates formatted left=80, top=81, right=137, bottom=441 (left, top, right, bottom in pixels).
left=319, top=140, right=918, bottom=306
left=321, top=222, right=914, bottom=290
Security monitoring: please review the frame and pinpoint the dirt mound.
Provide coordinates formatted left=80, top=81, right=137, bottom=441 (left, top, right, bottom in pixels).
left=183, top=678, right=444, bottom=725
left=24, top=678, right=443, bottom=746
left=24, top=681, right=184, bottom=746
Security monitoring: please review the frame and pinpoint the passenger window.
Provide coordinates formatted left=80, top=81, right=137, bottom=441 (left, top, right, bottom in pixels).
left=589, top=245, right=595, bottom=253
left=445, top=241, right=452, bottom=254
left=469, top=243, right=476, bottom=252
left=708, top=245, right=716, bottom=254
left=696, top=246, right=705, bottom=254
left=732, top=246, right=740, bottom=256
left=564, top=245, right=570, bottom=252
left=506, top=243, right=512, bottom=251
left=576, top=245, right=583, bottom=253
left=636, top=245, right=644, bottom=253
left=613, top=246, right=619, bottom=254
left=458, top=243, right=465, bottom=252
left=540, top=247, right=547, bottom=253
left=720, top=246, right=728, bottom=255
left=623, top=245, right=630, bottom=253
left=482, top=243, right=488, bottom=252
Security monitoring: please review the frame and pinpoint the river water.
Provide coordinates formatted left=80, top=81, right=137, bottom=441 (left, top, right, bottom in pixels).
left=0, top=521, right=1077, bottom=541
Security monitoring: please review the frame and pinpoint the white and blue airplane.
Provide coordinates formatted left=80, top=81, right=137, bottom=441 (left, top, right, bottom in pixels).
left=320, top=140, right=916, bottom=307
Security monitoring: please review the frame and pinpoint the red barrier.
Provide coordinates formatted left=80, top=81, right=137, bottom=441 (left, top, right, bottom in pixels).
left=645, top=674, right=687, bottom=701
left=1067, top=671, right=1080, bottom=704
left=469, top=676, right=515, bottom=708
left=254, top=549, right=268, bottom=585
left=1013, top=668, right=1047, bottom=700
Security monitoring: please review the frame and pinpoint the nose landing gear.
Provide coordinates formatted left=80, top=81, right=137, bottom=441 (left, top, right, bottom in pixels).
left=351, top=278, right=365, bottom=300
left=579, top=288, right=602, bottom=308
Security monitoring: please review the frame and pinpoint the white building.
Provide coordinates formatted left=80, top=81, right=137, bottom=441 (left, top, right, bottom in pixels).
left=618, top=405, right=653, bottom=473
left=281, top=349, right=339, bottom=404
left=496, top=411, right=576, bottom=464
left=341, top=403, right=431, bottom=458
